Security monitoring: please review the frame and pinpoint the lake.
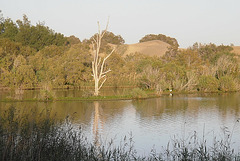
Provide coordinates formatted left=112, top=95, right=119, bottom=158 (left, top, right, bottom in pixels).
left=1, top=89, right=240, bottom=155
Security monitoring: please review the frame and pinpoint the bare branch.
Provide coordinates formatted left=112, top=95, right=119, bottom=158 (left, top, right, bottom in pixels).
left=97, top=57, right=101, bottom=67
left=91, top=42, right=95, bottom=52
left=98, top=78, right=106, bottom=90
left=98, top=48, right=115, bottom=78
left=92, top=37, right=97, bottom=44
left=92, top=61, right=96, bottom=79
left=99, top=74, right=106, bottom=80
left=108, top=47, right=115, bottom=57
left=103, top=47, right=115, bottom=63
left=92, top=65, right=95, bottom=78
left=101, top=17, right=109, bottom=37
left=92, top=19, right=112, bottom=96
left=97, top=21, right=100, bottom=39
left=101, top=69, right=111, bottom=76
left=91, top=42, right=97, bottom=63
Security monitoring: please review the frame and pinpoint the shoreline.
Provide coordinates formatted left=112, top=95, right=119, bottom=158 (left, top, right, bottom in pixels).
left=0, top=85, right=138, bottom=91
left=0, top=89, right=238, bottom=102
left=0, top=93, right=160, bottom=102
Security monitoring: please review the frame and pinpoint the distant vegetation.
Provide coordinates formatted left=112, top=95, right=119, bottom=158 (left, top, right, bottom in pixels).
left=139, top=34, right=179, bottom=48
left=0, top=12, right=240, bottom=94
left=89, top=31, right=125, bottom=45
left=0, top=14, right=66, bottom=51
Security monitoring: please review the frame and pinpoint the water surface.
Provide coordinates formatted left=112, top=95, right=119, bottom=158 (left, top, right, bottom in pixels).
left=1, top=90, right=240, bottom=155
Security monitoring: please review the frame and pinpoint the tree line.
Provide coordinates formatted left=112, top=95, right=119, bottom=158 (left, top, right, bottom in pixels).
left=0, top=12, right=239, bottom=93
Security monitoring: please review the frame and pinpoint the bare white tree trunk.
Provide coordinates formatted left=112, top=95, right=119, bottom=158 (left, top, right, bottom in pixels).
left=92, top=20, right=115, bottom=96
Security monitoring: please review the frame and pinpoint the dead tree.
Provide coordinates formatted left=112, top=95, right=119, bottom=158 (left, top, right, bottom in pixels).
left=92, top=20, right=115, bottom=96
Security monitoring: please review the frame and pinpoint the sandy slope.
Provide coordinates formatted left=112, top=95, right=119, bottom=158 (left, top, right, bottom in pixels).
left=232, top=46, right=240, bottom=55
left=122, top=40, right=170, bottom=57
left=109, top=43, right=240, bottom=58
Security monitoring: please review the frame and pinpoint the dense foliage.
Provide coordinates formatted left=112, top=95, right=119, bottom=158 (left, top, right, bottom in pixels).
left=139, top=34, right=179, bottom=48
left=0, top=14, right=66, bottom=51
left=89, top=31, right=125, bottom=45
left=0, top=13, right=240, bottom=94
left=87, top=31, right=125, bottom=53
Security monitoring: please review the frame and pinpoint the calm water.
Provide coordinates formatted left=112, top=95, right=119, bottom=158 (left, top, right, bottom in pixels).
left=1, top=89, right=240, bottom=155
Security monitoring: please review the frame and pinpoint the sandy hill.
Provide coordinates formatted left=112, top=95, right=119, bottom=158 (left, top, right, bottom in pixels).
left=121, top=40, right=170, bottom=57
left=109, top=43, right=240, bottom=58
left=232, top=46, right=240, bottom=55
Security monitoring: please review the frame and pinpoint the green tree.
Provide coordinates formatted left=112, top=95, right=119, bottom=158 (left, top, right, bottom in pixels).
left=198, top=75, right=219, bottom=92
left=215, top=54, right=238, bottom=79
left=66, top=35, right=81, bottom=46
left=89, top=31, right=124, bottom=53
left=174, top=49, right=202, bottom=69
left=15, top=15, right=66, bottom=51
left=15, top=15, right=31, bottom=46
left=139, top=34, right=179, bottom=48
left=62, top=43, right=92, bottom=86
left=0, top=10, right=4, bottom=33
left=190, top=43, right=233, bottom=63
left=0, top=38, right=36, bottom=58
left=0, top=18, right=18, bottom=40
left=219, top=76, right=236, bottom=92
left=12, top=65, right=37, bottom=88
left=90, top=31, right=125, bottom=45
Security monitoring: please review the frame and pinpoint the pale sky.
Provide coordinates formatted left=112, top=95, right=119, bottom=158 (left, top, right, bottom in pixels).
left=1, top=0, right=240, bottom=48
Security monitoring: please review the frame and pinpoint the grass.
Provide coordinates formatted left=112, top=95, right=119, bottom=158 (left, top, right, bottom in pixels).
left=0, top=88, right=159, bottom=102
left=1, top=106, right=240, bottom=161
left=2, top=87, right=239, bottom=103
left=0, top=95, right=133, bottom=102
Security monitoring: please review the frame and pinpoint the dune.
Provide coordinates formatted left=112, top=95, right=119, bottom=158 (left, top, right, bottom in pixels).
left=113, top=43, right=240, bottom=57
left=122, top=40, right=170, bottom=57
left=232, top=46, right=240, bottom=55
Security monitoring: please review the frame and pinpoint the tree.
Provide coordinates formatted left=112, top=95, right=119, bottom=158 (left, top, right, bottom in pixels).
left=15, top=15, right=66, bottom=51
left=0, top=18, right=18, bottom=40
left=88, top=31, right=124, bottom=54
left=91, top=20, right=115, bottom=96
left=91, top=31, right=124, bottom=45
left=139, top=34, right=179, bottom=48
left=0, top=10, right=5, bottom=35
left=66, top=35, right=81, bottom=46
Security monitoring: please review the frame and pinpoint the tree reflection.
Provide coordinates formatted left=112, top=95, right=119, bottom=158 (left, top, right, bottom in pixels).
left=93, top=101, right=102, bottom=146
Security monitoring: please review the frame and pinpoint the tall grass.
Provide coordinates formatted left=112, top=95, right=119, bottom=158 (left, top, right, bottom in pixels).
left=0, top=106, right=240, bottom=161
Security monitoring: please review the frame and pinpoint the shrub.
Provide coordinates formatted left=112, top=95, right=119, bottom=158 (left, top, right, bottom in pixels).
left=158, top=79, right=170, bottom=91
left=219, top=76, right=236, bottom=92
left=198, top=76, right=219, bottom=92
left=130, top=88, right=147, bottom=99
left=39, top=89, right=56, bottom=101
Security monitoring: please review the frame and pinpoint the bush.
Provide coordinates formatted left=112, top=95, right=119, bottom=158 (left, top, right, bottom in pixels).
left=158, top=79, right=170, bottom=91
left=130, top=88, right=147, bottom=99
left=39, top=89, right=56, bottom=101
left=219, top=76, right=236, bottom=92
left=198, top=76, right=219, bottom=92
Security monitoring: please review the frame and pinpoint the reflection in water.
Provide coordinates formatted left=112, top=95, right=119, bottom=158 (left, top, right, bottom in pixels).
left=93, top=101, right=103, bottom=146
left=1, top=92, right=240, bottom=155
left=0, top=88, right=133, bottom=100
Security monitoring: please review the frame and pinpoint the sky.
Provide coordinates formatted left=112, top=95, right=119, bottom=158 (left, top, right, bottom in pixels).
left=1, top=0, right=240, bottom=48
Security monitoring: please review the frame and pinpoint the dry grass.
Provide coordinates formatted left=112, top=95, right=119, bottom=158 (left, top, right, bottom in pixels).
left=103, top=40, right=170, bottom=57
